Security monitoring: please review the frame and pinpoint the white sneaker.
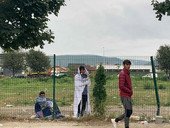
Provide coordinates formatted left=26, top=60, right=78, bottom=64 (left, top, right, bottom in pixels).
left=111, top=119, right=117, bottom=128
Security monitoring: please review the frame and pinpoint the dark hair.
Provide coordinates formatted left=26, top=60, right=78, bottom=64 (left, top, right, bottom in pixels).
left=123, top=59, right=131, bottom=65
left=79, top=65, right=85, bottom=71
left=39, top=91, right=45, bottom=96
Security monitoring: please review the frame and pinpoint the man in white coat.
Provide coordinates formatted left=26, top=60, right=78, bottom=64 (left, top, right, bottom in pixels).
left=74, top=66, right=91, bottom=118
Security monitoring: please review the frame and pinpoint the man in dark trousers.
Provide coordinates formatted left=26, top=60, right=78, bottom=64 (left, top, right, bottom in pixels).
left=74, top=66, right=91, bottom=118
left=111, top=60, right=133, bottom=128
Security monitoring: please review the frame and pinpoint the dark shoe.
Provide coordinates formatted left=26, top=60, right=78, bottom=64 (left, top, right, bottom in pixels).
left=56, top=113, right=65, bottom=119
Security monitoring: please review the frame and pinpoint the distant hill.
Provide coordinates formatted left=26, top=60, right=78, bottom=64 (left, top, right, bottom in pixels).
left=49, top=55, right=150, bottom=67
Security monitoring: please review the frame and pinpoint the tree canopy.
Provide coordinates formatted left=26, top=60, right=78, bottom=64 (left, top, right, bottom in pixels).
left=0, top=0, right=65, bottom=51
left=3, top=51, right=25, bottom=77
left=152, top=0, right=170, bottom=20
left=156, top=45, right=170, bottom=79
left=26, top=49, right=50, bottom=74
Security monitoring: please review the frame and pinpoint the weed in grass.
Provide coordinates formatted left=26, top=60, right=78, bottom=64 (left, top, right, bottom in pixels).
left=38, top=77, right=50, bottom=82
left=107, top=112, right=117, bottom=119
left=139, top=113, right=147, bottom=121
left=60, top=96, right=70, bottom=106
left=164, top=102, right=170, bottom=106
left=143, top=83, right=153, bottom=90
left=158, top=84, right=166, bottom=89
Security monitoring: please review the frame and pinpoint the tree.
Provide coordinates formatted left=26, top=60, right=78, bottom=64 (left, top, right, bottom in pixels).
left=3, top=51, right=25, bottom=77
left=152, top=0, right=170, bottom=20
left=69, top=65, right=77, bottom=72
left=26, top=49, right=50, bottom=75
left=0, top=0, right=65, bottom=51
left=156, top=45, right=170, bottom=80
left=93, top=64, right=107, bottom=117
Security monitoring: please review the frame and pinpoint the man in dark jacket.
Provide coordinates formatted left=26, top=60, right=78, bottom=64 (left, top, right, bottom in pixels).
left=111, top=60, right=133, bottom=128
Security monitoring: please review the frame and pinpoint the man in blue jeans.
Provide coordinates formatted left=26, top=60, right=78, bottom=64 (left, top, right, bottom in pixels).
left=111, top=60, right=133, bottom=128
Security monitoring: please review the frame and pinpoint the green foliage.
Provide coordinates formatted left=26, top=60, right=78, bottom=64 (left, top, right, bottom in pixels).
left=0, top=0, right=65, bottom=51
left=26, top=50, right=50, bottom=74
left=156, top=45, right=170, bottom=80
left=0, top=75, right=170, bottom=109
left=152, top=0, right=170, bottom=20
left=144, top=83, right=166, bottom=90
left=164, top=102, right=170, bottom=106
left=38, top=77, right=50, bottom=82
left=59, top=96, right=70, bottom=106
left=93, top=65, right=107, bottom=116
left=143, top=83, right=154, bottom=90
left=157, top=76, right=168, bottom=81
left=2, top=51, right=25, bottom=76
left=106, top=75, right=116, bottom=80
left=158, top=84, right=166, bottom=89
left=139, top=113, right=147, bottom=121
left=68, top=65, right=76, bottom=72
left=56, top=76, right=72, bottom=84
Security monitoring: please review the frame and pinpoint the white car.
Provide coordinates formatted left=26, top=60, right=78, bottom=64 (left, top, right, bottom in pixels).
left=51, top=71, right=65, bottom=77
left=142, top=73, right=158, bottom=78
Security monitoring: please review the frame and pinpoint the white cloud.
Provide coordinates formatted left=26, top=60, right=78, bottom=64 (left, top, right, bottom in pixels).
left=35, top=0, right=170, bottom=56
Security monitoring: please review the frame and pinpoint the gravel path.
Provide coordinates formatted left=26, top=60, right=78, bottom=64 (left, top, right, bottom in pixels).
left=0, top=121, right=169, bottom=128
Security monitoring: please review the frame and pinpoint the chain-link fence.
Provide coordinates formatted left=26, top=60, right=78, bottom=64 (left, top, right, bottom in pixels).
left=0, top=55, right=169, bottom=119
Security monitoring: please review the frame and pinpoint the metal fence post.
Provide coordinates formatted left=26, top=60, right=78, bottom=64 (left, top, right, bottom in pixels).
left=53, top=54, right=56, bottom=119
left=150, top=56, right=160, bottom=116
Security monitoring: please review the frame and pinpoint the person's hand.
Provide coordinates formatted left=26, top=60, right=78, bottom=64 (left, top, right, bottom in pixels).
left=87, top=74, right=90, bottom=77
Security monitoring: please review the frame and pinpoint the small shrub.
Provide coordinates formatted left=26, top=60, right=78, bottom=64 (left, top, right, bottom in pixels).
left=164, top=102, right=170, bottom=106
left=23, top=100, right=33, bottom=105
left=93, top=65, right=107, bottom=117
left=106, top=75, right=113, bottom=80
left=38, top=77, right=50, bottom=82
left=133, top=76, right=143, bottom=81
left=157, top=76, right=168, bottom=81
left=57, top=77, right=72, bottom=84
left=27, top=80, right=31, bottom=83
left=158, top=84, right=166, bottom=89
left=139, top=113, right=147, bottom=121
left=108, top=112, right=117, bottom=120
left=143, top=83, right=153, bottom=90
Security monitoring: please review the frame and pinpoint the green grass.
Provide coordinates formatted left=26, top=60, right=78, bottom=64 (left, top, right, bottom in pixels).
left=0, top=74, right=170, bottom=107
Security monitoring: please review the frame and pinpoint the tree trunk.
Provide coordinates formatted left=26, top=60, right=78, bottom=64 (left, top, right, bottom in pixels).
left=168, top=73, right=170, bottom=81
left=165, top=70, right=169, bottom=81
left=12, top=69, right=15, bottom=78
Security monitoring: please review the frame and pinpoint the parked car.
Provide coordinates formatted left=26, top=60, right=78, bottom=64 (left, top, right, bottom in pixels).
left=12, top=74, right=27, bottom=78
left=51, top=71, right=66, bottom=78
left=0, top=74, right=5, bottom=78
left=142, top=73, right=158, bottom=78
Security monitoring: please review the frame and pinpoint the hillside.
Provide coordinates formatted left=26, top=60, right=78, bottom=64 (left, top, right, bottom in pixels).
left=49, top=55, right=150, bottom=67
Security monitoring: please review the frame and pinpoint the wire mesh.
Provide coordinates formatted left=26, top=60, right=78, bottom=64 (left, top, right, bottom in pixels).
left=0, top=55, right=169, bottom=118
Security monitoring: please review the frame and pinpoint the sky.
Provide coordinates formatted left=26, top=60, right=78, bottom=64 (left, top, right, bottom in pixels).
left=5, top=0, right=170, bottom=56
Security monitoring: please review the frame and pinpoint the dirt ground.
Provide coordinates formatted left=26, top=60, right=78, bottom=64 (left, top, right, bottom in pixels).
left=0, top=120, right=169, bottom=128
left=1, top=105, right=170, bottom=118
left=0, top=106, right=170, bottom=128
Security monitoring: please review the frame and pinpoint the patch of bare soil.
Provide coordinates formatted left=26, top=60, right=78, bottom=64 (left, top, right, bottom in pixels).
left=0, top=120, right=169, bottom=128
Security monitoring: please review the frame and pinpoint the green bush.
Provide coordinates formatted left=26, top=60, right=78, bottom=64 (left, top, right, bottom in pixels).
left=157, top=76, right=168, bottom=81
left=59, top=96, right=70, bottom=106
left=56, top=77, right=72, bottom=84
left=93, top=65, right=107, bottom=117
left=106, top=75, right=114, bottom=80
left=38, top=77, right=50, bottom=82
left=164, top=102, right=170, bottom=106
left=158, top=84, right=166, bottom=89
left=143, top=83, right=154, bottom=90
left=133, top=76, right=143, bottom=81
